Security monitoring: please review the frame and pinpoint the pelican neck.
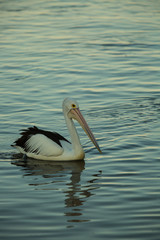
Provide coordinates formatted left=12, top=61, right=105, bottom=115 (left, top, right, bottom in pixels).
left=63, top=110, right=83, bottom=153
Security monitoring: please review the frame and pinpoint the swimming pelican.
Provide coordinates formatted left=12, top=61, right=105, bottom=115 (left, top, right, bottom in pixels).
left=12, top=98, right=101, bottom=161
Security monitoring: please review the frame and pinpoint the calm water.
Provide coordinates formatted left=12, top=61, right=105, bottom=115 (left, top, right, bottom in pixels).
left=0, top=0, right=160, bottom=239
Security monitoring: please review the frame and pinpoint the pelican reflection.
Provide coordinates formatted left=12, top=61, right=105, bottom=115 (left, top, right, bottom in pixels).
left=12, top=156, right=101, bottom=224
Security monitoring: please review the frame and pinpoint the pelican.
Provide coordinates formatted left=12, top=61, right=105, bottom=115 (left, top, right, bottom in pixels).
left=12, top=98, right=101, bottom=161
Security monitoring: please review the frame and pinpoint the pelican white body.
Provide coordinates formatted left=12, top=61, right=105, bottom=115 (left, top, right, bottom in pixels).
left=12, top=98, right=101, bottom=161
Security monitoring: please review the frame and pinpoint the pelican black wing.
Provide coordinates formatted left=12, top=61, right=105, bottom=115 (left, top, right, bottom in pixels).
left=12, top=126, right=70, bottom=149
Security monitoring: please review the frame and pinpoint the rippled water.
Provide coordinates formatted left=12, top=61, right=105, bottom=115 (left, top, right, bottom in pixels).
left=1, top=0, right=160, bottom=239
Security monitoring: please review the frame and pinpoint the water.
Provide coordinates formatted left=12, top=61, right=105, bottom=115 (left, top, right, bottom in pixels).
left=0, top=0, right=160, bottom=239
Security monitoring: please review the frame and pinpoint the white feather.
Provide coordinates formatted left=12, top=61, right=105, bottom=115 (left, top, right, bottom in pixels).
left=25, top=134, right=64, bottom=157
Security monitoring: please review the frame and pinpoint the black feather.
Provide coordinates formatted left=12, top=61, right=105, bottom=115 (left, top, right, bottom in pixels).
left=12, top=126, right=70, bottom=151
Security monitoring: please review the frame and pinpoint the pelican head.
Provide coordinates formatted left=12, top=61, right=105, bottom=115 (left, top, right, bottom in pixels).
left=63, top=98, right=102, bottom=153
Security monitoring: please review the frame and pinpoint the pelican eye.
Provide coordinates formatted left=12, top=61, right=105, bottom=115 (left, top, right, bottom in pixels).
left=72, top=104, right=76, bottom=108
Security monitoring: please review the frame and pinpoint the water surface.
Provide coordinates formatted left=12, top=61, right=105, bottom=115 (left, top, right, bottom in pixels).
left=0, top=0, right=160, bottom=239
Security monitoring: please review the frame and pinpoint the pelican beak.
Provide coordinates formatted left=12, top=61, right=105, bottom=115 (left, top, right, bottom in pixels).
left=70, top=108, right=102, bottom=153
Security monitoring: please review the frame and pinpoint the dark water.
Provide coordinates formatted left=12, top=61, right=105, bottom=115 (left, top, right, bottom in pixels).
left=1, top=0, right=160, bottom=239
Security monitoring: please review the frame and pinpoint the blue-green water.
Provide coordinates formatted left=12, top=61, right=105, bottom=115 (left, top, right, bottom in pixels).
left=0, top=0, right=160, bottom=239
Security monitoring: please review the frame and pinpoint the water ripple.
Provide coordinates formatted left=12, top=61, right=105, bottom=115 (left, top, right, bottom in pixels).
left=1, top=0, right=160, bottom=239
